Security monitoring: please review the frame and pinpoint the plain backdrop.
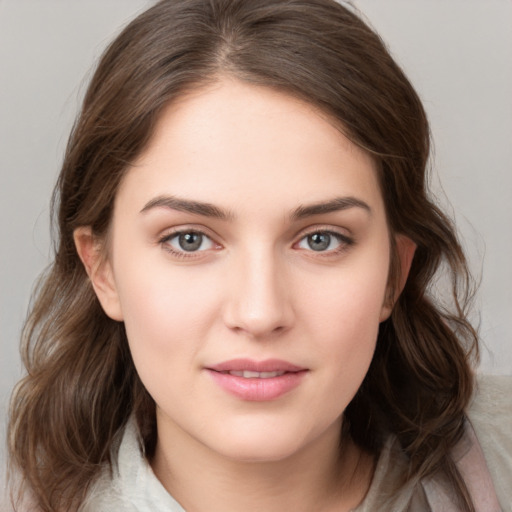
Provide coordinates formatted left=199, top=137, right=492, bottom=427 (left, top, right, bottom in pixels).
left=1, top=0, right=511, bottom=488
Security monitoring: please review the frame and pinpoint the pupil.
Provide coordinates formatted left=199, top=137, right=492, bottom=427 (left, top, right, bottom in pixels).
left=308, top=233, right=330, bottom=251
left=179, top=232, right=202, bottom=251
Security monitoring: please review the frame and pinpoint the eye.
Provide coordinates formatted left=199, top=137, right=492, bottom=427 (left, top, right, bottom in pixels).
left=161, top=230, right=217, bottom=254
left=296, top=231, right=352, bottom=253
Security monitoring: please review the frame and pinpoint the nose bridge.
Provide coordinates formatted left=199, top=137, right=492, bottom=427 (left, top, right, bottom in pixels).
left=224, top=243, right=293, bottom=337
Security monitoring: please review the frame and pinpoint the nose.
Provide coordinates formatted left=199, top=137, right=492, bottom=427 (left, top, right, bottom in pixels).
left=222, top=248, right=295, bottom=339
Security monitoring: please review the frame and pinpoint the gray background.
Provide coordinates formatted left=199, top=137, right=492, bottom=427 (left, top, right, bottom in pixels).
left=1, top=0, right=511, bottom=489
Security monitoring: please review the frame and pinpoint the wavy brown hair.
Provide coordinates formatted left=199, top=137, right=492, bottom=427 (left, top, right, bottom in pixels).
left=8, top=0, right=479, bottom=510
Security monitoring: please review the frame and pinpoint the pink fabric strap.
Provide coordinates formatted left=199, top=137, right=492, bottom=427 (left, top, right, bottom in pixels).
left=422, top=422, right=502, bottom=511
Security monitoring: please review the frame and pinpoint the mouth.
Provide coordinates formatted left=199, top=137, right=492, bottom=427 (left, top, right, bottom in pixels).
left=218, top=370, right=287, bottom=379
left=205, top=359, right=308, bottom=401
left=207, top=358, right=305, bottom=373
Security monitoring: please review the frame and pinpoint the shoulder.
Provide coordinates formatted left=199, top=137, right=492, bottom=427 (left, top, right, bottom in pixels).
left=467, top=374, right=512, bottom=508
left=358, top=375, right=512, bottom=512
left=468, top=374, right=512, bottom=426
left=81, top=419, right=184, bottom=512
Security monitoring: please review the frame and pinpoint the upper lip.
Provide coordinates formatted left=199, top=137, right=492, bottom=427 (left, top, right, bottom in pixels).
left=206, top=358, right=306, bottom=373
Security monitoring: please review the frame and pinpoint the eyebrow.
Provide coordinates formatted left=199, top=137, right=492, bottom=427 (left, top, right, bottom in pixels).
left=140, top=195, right=371, bottom=221
left=140, top=195, right=234, bottom=220
left=290, top=197, right=371, bottom=220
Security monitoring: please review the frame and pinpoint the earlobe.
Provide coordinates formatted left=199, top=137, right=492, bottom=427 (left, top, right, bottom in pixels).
left=73, top=227, right=124, bottom=321
left=380, top=234, right=416, bottom=322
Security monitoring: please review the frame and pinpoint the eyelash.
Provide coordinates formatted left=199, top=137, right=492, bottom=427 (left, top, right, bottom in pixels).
left=158, top=227, right=354, bottom=259
left=295, top=230, right=354, bottom=256
left=158, top=229, right=219, bottom=259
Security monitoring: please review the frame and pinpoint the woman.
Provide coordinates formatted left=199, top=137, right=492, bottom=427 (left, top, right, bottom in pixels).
left=7, top=1, right=510, bottom=511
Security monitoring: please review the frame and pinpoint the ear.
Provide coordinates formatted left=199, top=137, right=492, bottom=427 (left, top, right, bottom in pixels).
left=74, top=226, right=124, bottom=321
left=380, top=234, right=416, bottom=322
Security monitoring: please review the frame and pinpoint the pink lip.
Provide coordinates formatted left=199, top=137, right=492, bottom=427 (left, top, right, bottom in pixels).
left=205, top=359, right=308, bottom=401
left=208, top=358, right=305, bottom=373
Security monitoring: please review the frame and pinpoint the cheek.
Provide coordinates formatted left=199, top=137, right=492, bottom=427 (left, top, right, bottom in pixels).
left=301, top=252, right=389, bottom=334
left=297, top=248, right=389, bottom=380
left=288, top=262, right=387, bottom=437
left=113, top=259, right=222, bottom=375
left=308, top=286, right=381, bottom=372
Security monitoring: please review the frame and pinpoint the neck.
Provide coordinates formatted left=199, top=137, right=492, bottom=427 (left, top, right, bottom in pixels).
left=151, top=416, right=374, bottom=512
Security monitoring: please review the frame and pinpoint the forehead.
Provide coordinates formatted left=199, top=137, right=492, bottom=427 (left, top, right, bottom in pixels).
left=117, top=78, right=384, bottom=219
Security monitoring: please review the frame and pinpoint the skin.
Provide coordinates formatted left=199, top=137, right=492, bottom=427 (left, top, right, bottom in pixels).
left=76, top=78, right=414, bottom=512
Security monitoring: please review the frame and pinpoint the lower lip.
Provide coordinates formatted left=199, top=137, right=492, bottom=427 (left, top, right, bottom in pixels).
left=206, top=370, right=307, bottom=401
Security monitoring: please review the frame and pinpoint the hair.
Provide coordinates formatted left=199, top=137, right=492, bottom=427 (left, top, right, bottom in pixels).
left=8, top=0, right=479, bottom=510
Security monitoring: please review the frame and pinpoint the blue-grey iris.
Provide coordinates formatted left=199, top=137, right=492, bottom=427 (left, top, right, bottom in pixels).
left=179, top=232, right=203, bottom=251
left=308, top=233, right=331, bottom=251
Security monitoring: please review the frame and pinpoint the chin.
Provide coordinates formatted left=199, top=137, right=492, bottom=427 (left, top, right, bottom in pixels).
left=203, top=418, right=324, bottom=464
left=214, top=437, right=305, bottom=463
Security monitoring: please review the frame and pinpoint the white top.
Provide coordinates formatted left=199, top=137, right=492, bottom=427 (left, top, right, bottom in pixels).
left=74, top=376, right=512, bottom=511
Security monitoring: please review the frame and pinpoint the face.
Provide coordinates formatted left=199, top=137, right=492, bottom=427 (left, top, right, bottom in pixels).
left=85, top=79, right=396, bottom=463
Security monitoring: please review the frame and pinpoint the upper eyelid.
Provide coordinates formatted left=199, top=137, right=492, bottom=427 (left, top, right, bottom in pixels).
left=158, top=224, right=220, bottom=241
left=293, top=226, right=355, bottom=253
left=295, top=230, right=353, bottom=247
left=295, top=224, right=352, bottom=239
left=157, top=228, right=220, bottom=257
left=158, top=229, right=220, bottom=258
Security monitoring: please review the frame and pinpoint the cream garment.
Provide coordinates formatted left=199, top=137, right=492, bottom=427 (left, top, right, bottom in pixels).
left=81, top=375, right=511, bottom=512
left=467, top=375, right=512, bottom=509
